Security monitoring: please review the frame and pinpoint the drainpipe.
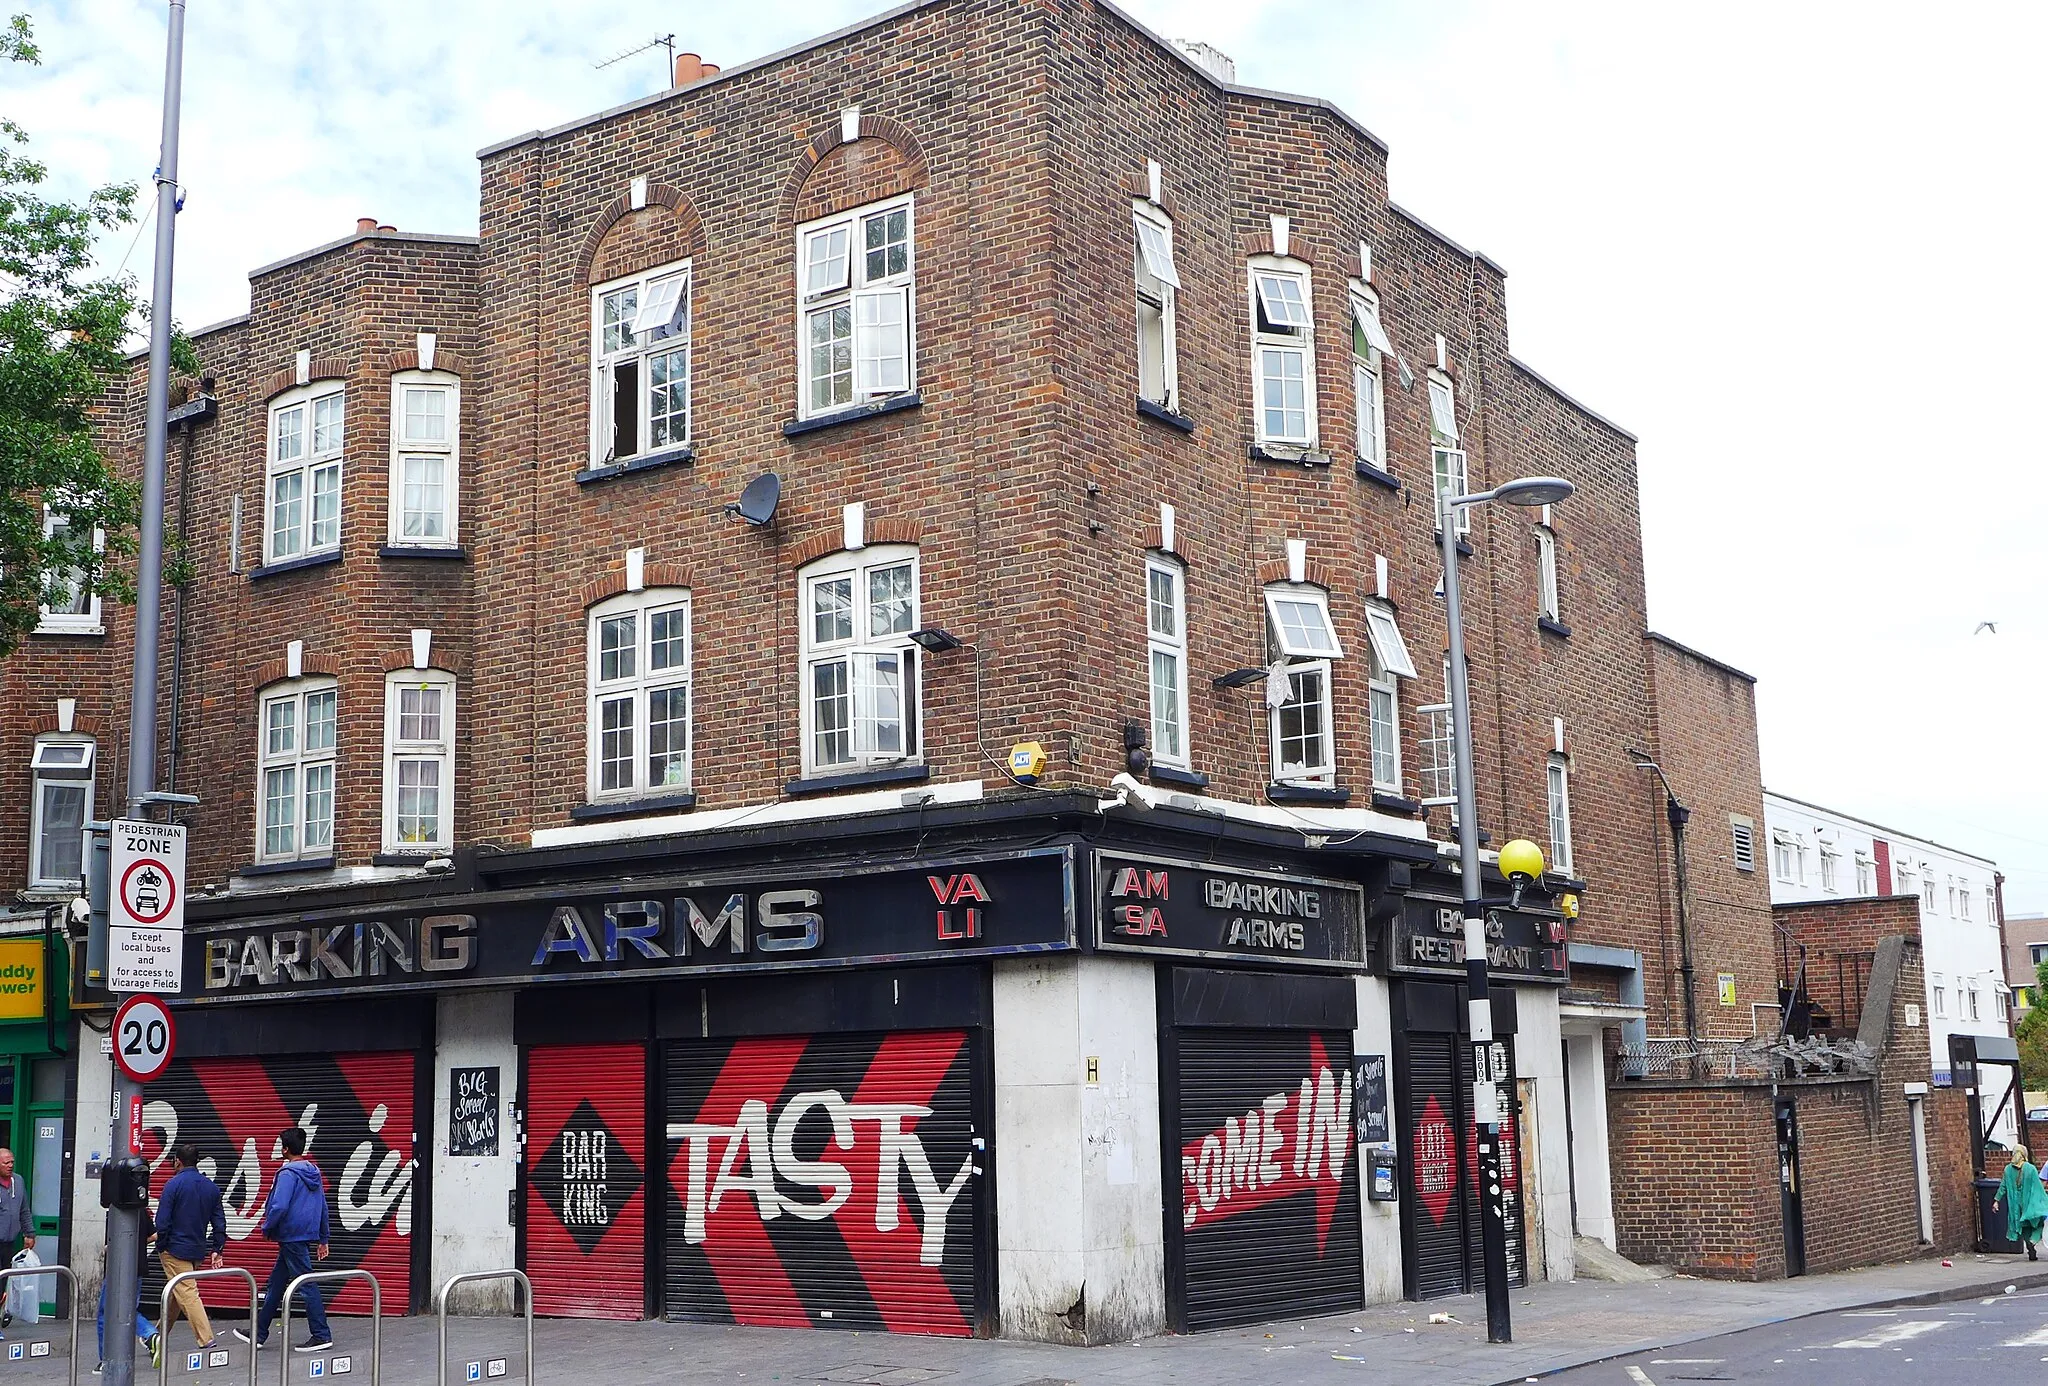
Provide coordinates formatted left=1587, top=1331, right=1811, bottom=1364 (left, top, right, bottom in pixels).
left=1631, top=753, right=1702, bottom=1053
left=163, top=380, right=214, bottom=793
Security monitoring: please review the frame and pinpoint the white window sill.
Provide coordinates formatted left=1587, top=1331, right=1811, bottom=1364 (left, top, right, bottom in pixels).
left=32, top=623, right=104, bottom=638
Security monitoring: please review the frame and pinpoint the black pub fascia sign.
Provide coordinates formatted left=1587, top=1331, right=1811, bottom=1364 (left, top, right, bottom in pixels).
left=190, top=846, right=1077, bottom=1001
left=1093, top=852, right=1366, bottom=969
left=1391, top=895, right=1569, bottom=984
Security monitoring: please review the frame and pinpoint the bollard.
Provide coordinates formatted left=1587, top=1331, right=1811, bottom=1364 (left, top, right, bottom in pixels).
left=157, top=1267, right=258, bottom=1386
left=434, top=1271, right=532, bottom=1386
left=274, top=1269, right=378, bottom=1386
left=0, top=1262, right=79, bottom=1386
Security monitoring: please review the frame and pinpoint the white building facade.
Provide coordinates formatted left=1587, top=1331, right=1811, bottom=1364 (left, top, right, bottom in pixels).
left=1763, top=792, right=2014, bottom=1145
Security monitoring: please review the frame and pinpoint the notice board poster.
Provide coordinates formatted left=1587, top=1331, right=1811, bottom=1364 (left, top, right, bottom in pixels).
left=449, top=1065, right=500, bottom=1157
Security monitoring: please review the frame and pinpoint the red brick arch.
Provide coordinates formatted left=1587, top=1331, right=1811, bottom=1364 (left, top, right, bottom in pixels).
left=786, top=519, right=924, bottom=570
left=574, top=184, right=707, bottom=287
left=380, top=349, right=469, bottom=376
left=1119, top=171, right=1185, bottom=222
left=1241, top=230, right=1316, bottom=265
left=252, top=654, right=341, bottom=689
left=1255, top=558, right=1334, bottom=590
left=27, top=714, right=106, bottom=736
left=780, top=114, right=929, bottom=226
left=261, top=359, right=351, bottom=402
left=378, top=649, right=473, bottom=677
left=578, top=563, right=695, bottom=610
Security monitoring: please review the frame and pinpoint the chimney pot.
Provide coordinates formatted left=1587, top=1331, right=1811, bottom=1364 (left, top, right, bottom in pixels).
left=377, top=224, right=396, bottom=233
left=673, top=51, right=703, bottom=85
left=699, top=62, right=719, bottom=78
left=357, top=217, right=378, bottom=233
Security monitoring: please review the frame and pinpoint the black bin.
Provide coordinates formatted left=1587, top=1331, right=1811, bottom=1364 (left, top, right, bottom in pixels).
left=1977, top=1176, right=2020, bottom=1253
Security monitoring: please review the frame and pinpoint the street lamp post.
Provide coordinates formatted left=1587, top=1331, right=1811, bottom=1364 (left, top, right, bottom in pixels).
left=1438, top=473, right=1574, bottom=1344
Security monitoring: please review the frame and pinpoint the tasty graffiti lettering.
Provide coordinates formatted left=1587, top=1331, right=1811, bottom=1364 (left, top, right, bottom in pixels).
left=666, top=1091, right=973, bottom=1266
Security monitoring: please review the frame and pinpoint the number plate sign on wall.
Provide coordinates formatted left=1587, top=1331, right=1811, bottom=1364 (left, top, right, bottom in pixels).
left=1094, top=852, right=1366, bottom=969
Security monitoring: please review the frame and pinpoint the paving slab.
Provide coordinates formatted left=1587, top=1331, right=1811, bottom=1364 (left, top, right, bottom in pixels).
left=7, top=1253, right=2045, bottom=1385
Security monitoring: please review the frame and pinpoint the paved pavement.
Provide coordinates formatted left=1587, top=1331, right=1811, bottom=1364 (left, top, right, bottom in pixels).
left=4, top=1253, right=2045, bottom=1385
left=1545, top=1281, right=2048, bottom=1384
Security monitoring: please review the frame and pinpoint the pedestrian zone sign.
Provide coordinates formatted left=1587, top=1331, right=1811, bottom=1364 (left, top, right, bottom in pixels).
left=109, top=818, right=187, bottom=993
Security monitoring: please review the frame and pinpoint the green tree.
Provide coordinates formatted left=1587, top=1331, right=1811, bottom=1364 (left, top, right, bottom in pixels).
left=0, top=13, right=196, bottom=655
left=2020, top=957, right=2048, bottom=1094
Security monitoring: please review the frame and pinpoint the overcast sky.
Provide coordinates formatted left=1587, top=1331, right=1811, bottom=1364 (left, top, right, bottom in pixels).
left=14, top=0, right=2046, bottom=911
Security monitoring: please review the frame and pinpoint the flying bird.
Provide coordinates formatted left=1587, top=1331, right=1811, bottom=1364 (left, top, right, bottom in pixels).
left=1974, top=621, right=1998, bottom=635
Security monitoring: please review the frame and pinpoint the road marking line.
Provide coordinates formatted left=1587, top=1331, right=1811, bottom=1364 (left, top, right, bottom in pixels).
left=1831, top=1320, right=1950, bottom=1349
left=2001, top=1325, right=2048, bottom=1348
left=1624, top=1368, right=1657, bottom=1386
left=1648, top=1360, right=1723, bottom=1365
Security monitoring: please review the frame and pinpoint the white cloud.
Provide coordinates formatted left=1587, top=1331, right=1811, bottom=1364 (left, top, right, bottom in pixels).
left=17, top=0, right=2043, bottom=905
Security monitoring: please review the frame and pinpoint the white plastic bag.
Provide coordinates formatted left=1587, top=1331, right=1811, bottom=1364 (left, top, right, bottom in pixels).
left=7, top=1247, right=42, bottom=1325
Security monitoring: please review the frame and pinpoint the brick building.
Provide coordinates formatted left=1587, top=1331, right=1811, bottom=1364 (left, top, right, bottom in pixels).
left=2, top=0, right=1950, bottom=1341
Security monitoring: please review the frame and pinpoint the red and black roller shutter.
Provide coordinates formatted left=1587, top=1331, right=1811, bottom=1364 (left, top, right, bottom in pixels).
left=1399, top=1032, right=1526, bottom=1299
left=662, top=1030, right=980, bottom=1336
left=142, top=1054, right=417, bottom=1314
left=522, top=1043, right=647, bottom=1319
left=1174, top=1029, right=1363, bottom=1332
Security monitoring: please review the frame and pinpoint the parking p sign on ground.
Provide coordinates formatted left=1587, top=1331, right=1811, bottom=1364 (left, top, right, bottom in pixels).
left=108, top=818, right=187, bottom=993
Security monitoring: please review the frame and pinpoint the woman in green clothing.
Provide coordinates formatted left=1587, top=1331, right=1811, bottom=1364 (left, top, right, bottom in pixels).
left=1993, top=1144, right=2048, bottom=1260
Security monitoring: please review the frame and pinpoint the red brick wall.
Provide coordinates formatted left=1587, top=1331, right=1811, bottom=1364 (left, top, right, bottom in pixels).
left=1642, top=636, right=1779, bottom=1040
left=1608, top=1082, right=1781, bottom=1278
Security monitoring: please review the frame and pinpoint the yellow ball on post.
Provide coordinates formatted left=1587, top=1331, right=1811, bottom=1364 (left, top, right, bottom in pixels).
left=1498, top=838, right=1547, bottom=885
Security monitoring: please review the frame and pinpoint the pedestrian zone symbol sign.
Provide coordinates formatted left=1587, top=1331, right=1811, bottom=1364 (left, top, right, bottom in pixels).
left=109, top=818, right=187, bottom=993
left=111, top=819, right=186, bottom=930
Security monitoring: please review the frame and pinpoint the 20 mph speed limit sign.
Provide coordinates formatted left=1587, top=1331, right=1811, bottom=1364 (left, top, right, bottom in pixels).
left=112, top=994, right=177, bottom=1083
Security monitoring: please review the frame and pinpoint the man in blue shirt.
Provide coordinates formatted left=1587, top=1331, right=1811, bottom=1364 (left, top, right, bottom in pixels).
left=154, top=1143, right=226, bottom=1351
left=231, top=1128, right=331, bottom=1353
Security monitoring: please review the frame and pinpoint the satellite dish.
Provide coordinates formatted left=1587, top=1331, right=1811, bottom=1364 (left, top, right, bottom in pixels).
left=727, top=472, right=781, bottom=526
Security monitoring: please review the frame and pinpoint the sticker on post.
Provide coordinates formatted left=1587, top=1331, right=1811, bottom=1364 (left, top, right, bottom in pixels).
left=187, top=1351, right=203, bottom=1371
left=27, top=1343, right=47, bottom=1358
left=208, top=1349, right=230, bottom=1368
left=488, top=1360, right=508, bottom=1378
left=332, top=1356, right=352, bottom=1374
left=309, top=1360, right=325, bottom=1378
left=467, top=1363, right=483, bottom=1382
left=7, top=1343, right=21, bottom=1360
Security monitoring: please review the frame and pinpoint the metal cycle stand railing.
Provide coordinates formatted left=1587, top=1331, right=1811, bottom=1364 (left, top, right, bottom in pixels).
left=0, top=1262, right=80, bottom=1386
left=434, top=1271, right=532, bottom=1386
left=158, top=1266, right=259, bottom=1386
left=276, top=1270, right=379, bottom=1386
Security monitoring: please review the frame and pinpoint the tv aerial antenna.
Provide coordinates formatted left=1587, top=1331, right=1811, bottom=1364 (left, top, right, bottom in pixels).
left=596, top=32, right=677, bottom=84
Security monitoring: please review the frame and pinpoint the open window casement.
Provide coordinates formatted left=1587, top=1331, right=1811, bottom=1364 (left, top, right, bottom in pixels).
left=1264, top=588, right=1343, bottom=660
left=1136, top=216, right=1181, bottom=289
left=1428, top=376, right=1460, bottom=442
left=1351, top=294, right=1393, bottom=357
left=1254, top=271, right=1312, bottom=330
left=628, top=271, right=689, bottom=338
left=1362, top=604, right=1418, bottom=679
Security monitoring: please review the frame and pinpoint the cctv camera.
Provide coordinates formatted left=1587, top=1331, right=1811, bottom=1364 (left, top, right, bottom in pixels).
left=1107, top=772, right=1160, bottom=811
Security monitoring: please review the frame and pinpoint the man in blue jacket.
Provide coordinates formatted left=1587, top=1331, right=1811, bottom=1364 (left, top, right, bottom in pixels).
left=154, top=1142, right=227, bottom=1352
left=232, top=1128, right=332, bottom=1353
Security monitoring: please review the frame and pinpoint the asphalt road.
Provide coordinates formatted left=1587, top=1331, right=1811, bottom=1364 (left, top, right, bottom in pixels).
left=1547, top=1284, right=2048, bottom=1385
